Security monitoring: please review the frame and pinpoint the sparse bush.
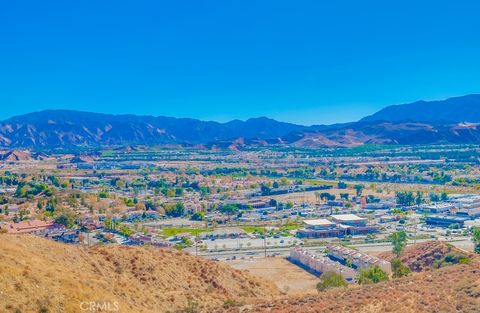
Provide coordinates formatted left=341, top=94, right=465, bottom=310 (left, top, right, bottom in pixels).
left=176, top=300, right=200, bottom=313
left=316, top=271, right=348, bottom=292
left=433, top=253, right=470, bottom=268
left=391, top=258, right=411, bottom=278
left=473, top=227, right=480, bottom=254
left=223, top=299, right=243, bottom=308
left=357, top=266, right=389, bottom=284
left=39, top=307, right=49, bottom=313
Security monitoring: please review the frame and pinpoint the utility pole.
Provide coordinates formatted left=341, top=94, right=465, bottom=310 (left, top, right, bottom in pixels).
left=263, top=223, right=267, bottom=258
left=413, top=214, right=417, bottom=244
left=195, top=236, right=201, bottom=257
left=408, top=209, right=416, bottom=244
left=302, top=189, right=306, bottom=208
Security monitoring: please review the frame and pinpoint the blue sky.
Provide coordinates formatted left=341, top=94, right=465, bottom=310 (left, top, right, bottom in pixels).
left=1, top=0, right=480, bottom=125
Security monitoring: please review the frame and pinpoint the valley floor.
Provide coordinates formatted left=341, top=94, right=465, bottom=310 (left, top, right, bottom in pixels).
left=227, top=257, right=318, bottom=295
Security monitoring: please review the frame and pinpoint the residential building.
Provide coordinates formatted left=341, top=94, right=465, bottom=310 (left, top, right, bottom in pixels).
left=289, top=247, right=356, bottom=281
left=327, top=244, right=391, bottom=274
left=0, top=220, right=65, bottom=235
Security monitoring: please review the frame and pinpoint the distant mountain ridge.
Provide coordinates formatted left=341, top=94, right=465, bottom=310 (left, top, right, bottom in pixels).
left=361, top=94, right=480, bottom=123
left=0, top=110, right=308, bottom=148
left=1, top=94, right=480, bottom=149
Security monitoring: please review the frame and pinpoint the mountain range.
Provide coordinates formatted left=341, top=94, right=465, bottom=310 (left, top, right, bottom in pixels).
left=1, top=94, right=480, bottom=149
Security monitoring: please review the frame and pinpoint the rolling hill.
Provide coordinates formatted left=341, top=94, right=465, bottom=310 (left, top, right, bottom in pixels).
left=0, top=235, right=280, bottom=313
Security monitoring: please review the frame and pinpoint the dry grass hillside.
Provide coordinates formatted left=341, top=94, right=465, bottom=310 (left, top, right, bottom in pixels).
left=379, top=240, right=472, bottom=272
left=0, top=235, right=280, bottom=313
left=221, top=241, right=480, bottom=313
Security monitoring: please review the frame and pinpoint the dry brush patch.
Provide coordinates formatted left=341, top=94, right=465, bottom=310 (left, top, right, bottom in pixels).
left=219, top=243, right=480, bottom=313
left=0, top=235, right=280, bottom=313
left=379, top=240, right=472, bottom=272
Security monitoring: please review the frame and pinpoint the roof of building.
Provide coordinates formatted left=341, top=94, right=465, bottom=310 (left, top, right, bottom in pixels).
left=426, top=214, right=469, bottom=222
left=327, top=244, right=390, bottom=267
left=421, top=203, right=454, bottom=209
left=330, top=214, right=366, bottom=222
left=304, top=219, right=335, bottom=226
left=1, top=220, right=63, bottom=234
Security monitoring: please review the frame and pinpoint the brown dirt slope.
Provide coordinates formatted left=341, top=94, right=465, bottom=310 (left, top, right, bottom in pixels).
left=222, top=260, right=480, bottom=313
left=221, top=242, right=480, bottom=313
left=0, top=235, right=280, bottom=313
left=379, top=240, right=470, bottom=272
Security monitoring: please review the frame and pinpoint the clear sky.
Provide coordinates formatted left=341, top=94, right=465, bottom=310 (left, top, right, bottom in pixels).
left=1, top=0, right=480, bottom=125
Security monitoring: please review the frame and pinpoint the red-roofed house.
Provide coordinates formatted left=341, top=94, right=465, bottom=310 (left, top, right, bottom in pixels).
left=1, top=220, right=65, bottom=235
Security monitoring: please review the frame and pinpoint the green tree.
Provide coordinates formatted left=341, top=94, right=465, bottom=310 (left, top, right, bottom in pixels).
left=118, top=224, right=135, bottom=237
left=415, top=191, right=423, bottom=206
left=473, top=227, right=480, bottom=254
left=166, top=189, right=176, bottom=197
left=337, top=181, right=348, bottom=189
left=354, top=184, right=364, bottom=197
left=389, top=230, right=407, bottom=258
left=191, top=211, right=205, bottom=221
left=104, top=217, right=113, bottom=229
left=260, top=184, right=271, bottom=196
left=395, top=191, right=415, bottom=208
left=54, top=209, right=76, bottom=228
left=316, top=271, right=348, bottom=292
left=357, top=266, right=389, bottom=284
left=18, top=208, right=29, bottom=221
left=441, top=192, right=448, bottom=201
left=220, top=204, right=239, bottom=215
left=175, top=187, right=185, bottom=197
left=391, top=258, right=411, bottom=278
left=165, top=202, right=185, bottom=217
left=429, top=193, right=440, bottom=202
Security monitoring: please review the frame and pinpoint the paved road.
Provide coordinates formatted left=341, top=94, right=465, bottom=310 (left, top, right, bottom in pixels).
left=190, top=237, right=473, bottom=260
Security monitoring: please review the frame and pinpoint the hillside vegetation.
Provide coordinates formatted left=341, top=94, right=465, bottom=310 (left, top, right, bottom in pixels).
left=379, top=240, right=472, bottom=272
left=221, top=241, right=480, bottom=313
left=0, top=235, right=280, bottom=313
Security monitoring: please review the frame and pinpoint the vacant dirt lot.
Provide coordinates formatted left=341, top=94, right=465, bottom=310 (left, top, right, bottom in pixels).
left=226, top=257, right=318, bottom=295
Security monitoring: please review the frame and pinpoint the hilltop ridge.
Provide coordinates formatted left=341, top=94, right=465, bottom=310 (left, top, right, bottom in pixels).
left=0, top=235, right=280, bottom=313
left=361, top=94, right=480, bottom=123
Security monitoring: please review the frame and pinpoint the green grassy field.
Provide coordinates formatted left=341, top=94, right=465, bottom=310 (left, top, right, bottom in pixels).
left=162, top=227, right=212, bottom=237
left=240, top=226, right=266, bottom=233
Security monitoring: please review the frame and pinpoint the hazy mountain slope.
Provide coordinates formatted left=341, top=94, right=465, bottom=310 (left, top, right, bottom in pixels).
left=0, top=110, right=305, bottom=148
left=284, top=121, right=480, bottom=147
left=0, top=235, right=280, bottom=313
left=2, top=94, right=480, bottom=149
left=361, top=94, right=480, bottom=123
left=223, top=117, right=307, bottom=139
